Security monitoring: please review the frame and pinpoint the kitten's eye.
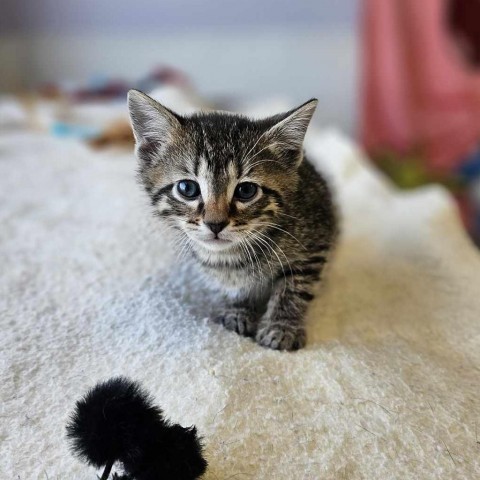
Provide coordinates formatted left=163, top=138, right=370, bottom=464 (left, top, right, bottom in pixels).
left=234, top=182, right=258, bottom=201
left=177, top=180, right=200, bottom=199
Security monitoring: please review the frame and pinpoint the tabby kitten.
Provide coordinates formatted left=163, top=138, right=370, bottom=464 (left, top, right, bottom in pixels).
left=128, top=90, right=337, bottom=351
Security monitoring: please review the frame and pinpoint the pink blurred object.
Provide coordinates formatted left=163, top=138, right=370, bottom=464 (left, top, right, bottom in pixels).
left=360, top=0, right=480, bottom=174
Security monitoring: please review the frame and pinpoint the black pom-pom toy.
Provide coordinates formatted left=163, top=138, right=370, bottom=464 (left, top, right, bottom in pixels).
left=66, top=377, right=208, bottom=480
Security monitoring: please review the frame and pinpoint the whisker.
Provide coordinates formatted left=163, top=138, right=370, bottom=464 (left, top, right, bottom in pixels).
left=249, top=229, right=292, bottom=294
left=244, top=158, right=280, bottom=174
left=240, top=129, right=270, bottom=165
left=253, top=222, right=308, bottom=251
left=276, top=211, right=302, bottom=221
left=242, top=145, right=274, bottom=171
left=239, top=238, right=259, bottom=279
left=245, top=232, right=275, bottom=286
left=244, top=238, right=263, bottom=280
left=174, top=230, right=194, bottom=262
left=252, top=228, right=296, bottom=290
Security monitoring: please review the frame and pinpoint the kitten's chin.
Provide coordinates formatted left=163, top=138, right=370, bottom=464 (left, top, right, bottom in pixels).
left=196, top=238, right=236, bottom=252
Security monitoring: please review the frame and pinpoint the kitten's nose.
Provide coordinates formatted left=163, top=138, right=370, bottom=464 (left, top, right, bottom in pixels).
left=205, top=221, right=228, bottom=235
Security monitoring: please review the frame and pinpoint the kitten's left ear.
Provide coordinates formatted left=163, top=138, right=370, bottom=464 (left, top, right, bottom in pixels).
left=265, top=98, right=318, bottom=154
left=127, top=89, right=182, bottom=152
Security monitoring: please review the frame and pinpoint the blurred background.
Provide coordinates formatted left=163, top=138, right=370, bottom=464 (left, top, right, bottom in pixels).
left=0, top=0, right=358, bottom=131
left=2, top=0, right=480, bottom=244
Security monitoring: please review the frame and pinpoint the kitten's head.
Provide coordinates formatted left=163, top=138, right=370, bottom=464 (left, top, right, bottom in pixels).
left=128, top=90, right=317, bottom=257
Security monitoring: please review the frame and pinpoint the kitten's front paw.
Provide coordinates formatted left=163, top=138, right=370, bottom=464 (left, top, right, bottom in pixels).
left=256, top=323, right=306, bottom=351
left=214, top=308, right=257, bottom=337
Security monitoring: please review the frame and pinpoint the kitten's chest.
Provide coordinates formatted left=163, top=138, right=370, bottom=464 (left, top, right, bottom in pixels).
left=204, top=264, right=253, bottom=289
left=199, top=262, right=269, bottom=298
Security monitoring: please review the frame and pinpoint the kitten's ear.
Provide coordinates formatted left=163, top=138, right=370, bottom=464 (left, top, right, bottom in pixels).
left=265, top=98, right=318, bottom=154
left=127, top=89, right=182, bottom=151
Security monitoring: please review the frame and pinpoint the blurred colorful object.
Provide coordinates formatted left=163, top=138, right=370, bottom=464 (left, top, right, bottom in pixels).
left=39, top=66, right=191, bottom=103
left=360, top=0, right=480, bottom=244
left=448, top=0, right=480, bottom=68
left=33, top=66, right=193, bottom=145
left=51, top=122, right=101, bottom=140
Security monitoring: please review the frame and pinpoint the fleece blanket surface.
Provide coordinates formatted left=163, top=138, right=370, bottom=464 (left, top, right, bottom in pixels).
left=1, top=120, right=480, bottom=479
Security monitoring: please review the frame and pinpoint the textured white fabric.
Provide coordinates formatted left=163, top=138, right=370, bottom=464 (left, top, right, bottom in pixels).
left=2, top=114, right=480, bottom=479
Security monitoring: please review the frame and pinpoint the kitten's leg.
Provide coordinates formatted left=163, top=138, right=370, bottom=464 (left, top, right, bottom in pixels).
left=256, top=264, right=322, bottom=350
left=214, top=298, right=259, bottom=337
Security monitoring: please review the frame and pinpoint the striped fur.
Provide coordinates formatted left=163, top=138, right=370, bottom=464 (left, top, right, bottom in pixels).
left=128, top=90, right=337, bottom=350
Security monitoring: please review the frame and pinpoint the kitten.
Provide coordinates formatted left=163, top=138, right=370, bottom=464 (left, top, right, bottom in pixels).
left=128, top=90, right=337, bottom=351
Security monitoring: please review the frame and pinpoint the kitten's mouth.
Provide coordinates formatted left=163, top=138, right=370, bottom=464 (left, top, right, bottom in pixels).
left=197, top=236, right=235, bottom=251
left=201, top=237, right=231, bottom=245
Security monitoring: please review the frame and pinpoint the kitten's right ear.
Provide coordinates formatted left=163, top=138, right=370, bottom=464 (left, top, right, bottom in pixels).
left=127, top=89, right=182, bottom=150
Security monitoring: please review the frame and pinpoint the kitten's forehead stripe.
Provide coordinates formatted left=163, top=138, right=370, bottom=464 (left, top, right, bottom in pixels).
left=189, top=113, right=265, bottom=176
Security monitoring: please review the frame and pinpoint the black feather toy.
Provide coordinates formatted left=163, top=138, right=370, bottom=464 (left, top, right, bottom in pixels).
left=66, top=377, right=208, bottom=480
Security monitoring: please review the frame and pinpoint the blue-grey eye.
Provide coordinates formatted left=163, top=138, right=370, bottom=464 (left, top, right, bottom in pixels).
left=234, top=182, right=258, bottom=201
left=177, top=180, right=200, bottom=199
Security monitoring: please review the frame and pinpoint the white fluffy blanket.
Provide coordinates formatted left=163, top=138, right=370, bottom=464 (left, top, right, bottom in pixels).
left=2, top=101, right=480, bottom=479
